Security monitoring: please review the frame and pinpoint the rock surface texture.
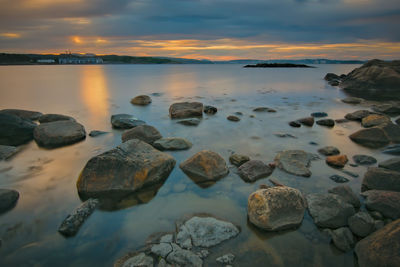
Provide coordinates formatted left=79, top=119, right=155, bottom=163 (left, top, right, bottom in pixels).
left=274, top=150, right=313, bottom=177
left=0, top=113, right=36, bottom=146
left=130, top=95, right=152, bottom=105
left=238, top=160, right=273, bottom=182
left=121, top=125, right=162, bottom=144
left=0, top=189, right=19, bottom=213
left=169, top=102, right=203, bottom=119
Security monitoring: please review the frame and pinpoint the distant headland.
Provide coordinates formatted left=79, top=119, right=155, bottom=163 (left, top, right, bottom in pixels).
left=243, top=63, right=314, bottom=68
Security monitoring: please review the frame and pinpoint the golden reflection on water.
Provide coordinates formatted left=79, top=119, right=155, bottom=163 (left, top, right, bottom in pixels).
left=161, top=70, right=199, bottom=97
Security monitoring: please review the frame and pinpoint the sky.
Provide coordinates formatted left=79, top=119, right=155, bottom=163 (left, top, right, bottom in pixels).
left=0, top=0, right=400, bottom=60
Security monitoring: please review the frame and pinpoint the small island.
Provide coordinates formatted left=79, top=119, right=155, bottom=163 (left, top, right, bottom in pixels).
left=244, top=63, right=315, bottom=68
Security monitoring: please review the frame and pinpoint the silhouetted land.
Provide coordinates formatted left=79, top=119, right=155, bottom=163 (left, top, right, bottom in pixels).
left=244, top=63, right=315, bottom=68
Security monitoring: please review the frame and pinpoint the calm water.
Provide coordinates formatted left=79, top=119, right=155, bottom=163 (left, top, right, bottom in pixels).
left=0, top=64, right=396, bottom=266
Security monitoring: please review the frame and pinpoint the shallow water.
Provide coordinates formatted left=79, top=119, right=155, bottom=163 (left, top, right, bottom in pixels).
left=0, top=64, right=397, bottom=266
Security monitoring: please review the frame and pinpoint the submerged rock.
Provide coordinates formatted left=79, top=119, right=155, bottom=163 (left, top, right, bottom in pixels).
left=341, top=97, right=363, bottom=104
left=361, top=190, right=400, bottom=219
left=0, top=109, right=42, bottom=120
left=38, top=114, right=75, bottom=124
left=229, top=153, right=250, bottom=167
left=0, top=189, right=19, bottom=213
left=274, top=150, right=313, bottom=177
left=248, top=187, right=306, bottom=231
left=329, top=175, right=349, bottom=183
left=316, top=119, right=335, bottom=127
left=130, top=95, right=152, bottom=105
left=253, top=107, right=276, bottom=112
left=311, top=112, right=328, bottom=118
left=153, top=137, right=192, bottom=151
left=372, top=103, right=400, bottom=115
left=326, top=155, right=348, bottom=168
left=344, top=110, right=372, bottom=121
left=216, top=253, right=235, bottom=264
left=0, top=145, right=19, bottom=160
left=382, top=144, right=400, bottom=155
left=318, top=146, right=340, bottom=156
left=378, top=158, right=400, bottom=172
left=349, top=127, right=390, bottom=148
left=297, top=117, right=314, bottom=127
left=169, top=102, right=203, bottom=119
left=89, top=130, right=108, bottom=137
left=289, top=121, right=301, bottom=128
left=348, top=212, right=375, bottom=237
left=238, top=160, right=273, bottom=182
left=379, top=122, right=400, bottom=143
left=177, top=118, right=201, bottom=126
left=361, top=167, right=400, bottom=192
left=326, top=227, right=354, bottom=252
left=361, top=114, right=390, bottom=128
left=353, top=155, right=377, bottom=165
left=203, top=105, right=217, bottom=114
left=121, top=125, right=162, bottom=144
left=227, top=115, right=240, bottom=121
left=111, top=114, right=146, bottom=129
left=0, top=113, right=36, bottom=146
left=328, top=185, right=360, bottom=208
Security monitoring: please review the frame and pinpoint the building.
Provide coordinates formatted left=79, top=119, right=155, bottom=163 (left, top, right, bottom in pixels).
left=37, top=59, right=56, bottom=63
left=58, top=57, right=103, bottom=64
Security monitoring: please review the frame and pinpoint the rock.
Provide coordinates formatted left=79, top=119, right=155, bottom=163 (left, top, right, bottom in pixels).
left=216, top=253, right=235, bottom=264
left=326, top=227, right=354, bottom=252
left=344, top=110, right=372, bottom=121
left=369, top=211, right=383, bottom=220
left=33, top=120, right=86, bottom=148
left=329, top=80, right=340, bottom=86
left=328, top=185, right=361, bottom=208
left=0, top=189, right=19, bottom=213
left=348, top=212, right=375, bottom=237
left=318, top=146, right=340, bottom=156
left=355, top=219, right=400, bottom=267
left=372, top=103, right=400, bottom=115
left=316, top=119, right=335, bottom=127
left=203, top=105, right=217, bottom=114
left=306, top=193, right=355, bottom=228
left=153, top=137, right=192, bottom=151
left=0, top=113, right=36, bottom=146
left=297, top=117, right=314, bottom=127
left=238, top=160, right=273, bottom=182
left=324, top=73, right=340, bottom=81
left=274, top=150, right=312, bottom=177
left=77, top=139, right=176, bottom=198
left=197, top=250, right=209, bottom=259
left=374, top=220, right=385, bottom=231
left=311, top=112, right=328, bottom=118
left=379, top=158, right=400, bottom=172
left=179, top=150, right=229, bottom=185
left=166, top=243, right=203, bottom=267
left=111, top=114, right=146, bottom=129
left=361, top=167, right=400, bottom=192
left=340, top=59, right=400, bottom=100
left=130, top=95, right=152, bottom=105
left=229, top=153, right=250, bottom=167
left=234, top=111, right=243, bottom=116
left=89, top=130, right=108, bottom=137
left=58, top=198, right=99, bottom=237
left=361, top=114, right=390, bottom=128
left=289, top=121, right=301, bottom=127
left=349, top=127, right=390, bottom=148
left=0, top=109, right=42, bottom=120
left=169, top=102, right=203, bottom=119
left=329, top=175, right=349, bottom=183
left=247, top=187, right=306, bottom=231
left=335, top=118, right=349, bottom=123
left=38, top=114, right=75, bottom=123
left=273, top=132, right=297, bottom=138
left=379, top=122, right=400, bottom=143
left=151, top=243, right=173, bottom=258
left=353, top=155, right=377, bottom=165
left=341, top=169, right=359, bottom=178
left=326, top=155, right=348, bottom=168
left=121, top=253, right=153, bottom=267
left=253, top=107, right=276, bottom=112
left=382, top=144, right=400, bottom=155
left=177, top=118, right=201, bottom=126
left=227, top=115, right=240, bottom=121
left=121, top=125, right=162, bottom=144
left=0, top=145, right=19, bottom=160
left=396, top=117, right=400, bottom=125
left=361, top=190, right=400, bottom=219
left=341, top=97, right=363, bottom=104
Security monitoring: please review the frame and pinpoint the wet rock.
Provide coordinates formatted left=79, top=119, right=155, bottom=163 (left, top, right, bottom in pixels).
left=89, top=130, right=108, bottom=137
left=130, top=95, right=152, bottom=105
left=326, top=155, right=348, bottom=168
left=0, top=113, right=36, bottom=146
left=153, top=137, right=192, bottom=151
left=203, top=105, right=217, bottom=114
left=169, top=102, right=203, bottom=119
left=355, top=219, right=400, bottom=267
left=311, top=112, right=328, bottom=118
left=248, top=187, right=306, bottom=231
left=353, top=155, right=377, bottom=165
left=229, top=153, right=250, bottom=167
left=349, top=127, right=390, bottom=148
left=33, top=120, right=86, bottom=148
left=227, top=115, right=240, bottom=121
left=234, top=111, right=243, bottom=116
left=329, top=80, right=340, bottom=86
left=0, top=145, right=19, bottom=160
left=396, top=117, right=400, bottom=125
left=253, top=107, right=276, bottom=112
left=361, top=190, right=400, bottom=219
left=379, top=122, right=400, bottom=143
left=361, top=167, right=400, bottom=192
left=372, top=103, right=400, bottom=115
left=121, top=125, right=162, bottom=144
left=238, top=160, right=273, bottom=182
left=341, top=97, right=363, bottom=104
left=348, top=212, right=375, bottom=237
left=289, top=121, right=301, bottom=127
left=0, top=189, right=19, bottom=213
left=328, top=185, right=361, bottom=208
left=166, top=243, right=203, bottom=267
left=361, top=114, right=390, bottom=128
left=297, top=117, right=314, bottom=127
left=111, top=114, right=146, bottom=129
left=38, top=114, right=75, bottom=124
left=306, top=193, right=355, bottom=228
left=273, top=132, right=296, bottom=138
left=77, top=139, right=176, bottom=198
left=335, top=118, right=349, bottom=123
left=121, top=252, right=153, bottom=267
left=309, top=141, right=318, bottom=145
left=58, top=198, right=99, bottom=237
left=151, top=243, right=173, bottom=258
left=0, top=109, right=42, bottom=120
left=324, top=73, right=340, bottom=81
left=329, top=175, right=349, bottom=183
left=340, top=169, right=359, bottom=178
left=378, top=158, right=400, bottom=172
left=316, top=119, right=335, bottom=127
left=344, top=110, right=372, bottom=121
left=274, top=150, right=313, bottom=177
left=374, top=220, right=385, bottom=231
left=179, top=150, right=228, bottom=185
left=326, top=227, right=354, bottom=252
left=216, top=253, right=235, bottom=264
left=177, top=118, right=201, bottom=126
left=318, top=146, right=340, bottom=156
left=369, top=211, right=383, bottom=220
left=382, top=144, right=400, bottom=155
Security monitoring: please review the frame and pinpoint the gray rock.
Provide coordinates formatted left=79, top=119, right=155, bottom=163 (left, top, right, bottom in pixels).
left=89, top=130, right=108, bottom=137
left=306, top=193, right=355, bottom=228
left=0, top=109, right=42, bottom=120
left=111, top=114, right=146, bottom=129
left=311, top=112, right=328, bottom=118
left=227, top=115, right=240, bottom=122
left=372, top=103, right=400, bottom=115
left=0, top=145, right=19, bottom=160
left=203, top=105, right=217, bottom=114
left=58, top=198, right=99, bottom=237
left=379, top=158, right=400, bottom=172
left=253, top=107, right=276, bottom=112
left=361, top=190, right=400, bottom=220
left=361, top=114, right=390, bottom=128
left=289, top=121, right=301, bottom=127
left=176, top=226, right=192, bottom=249
left=38, top=114, right=75, bottom=123
left=0, top=189, right=19, bottom=213
left=326, top=227, right=354, bottom=252
left=159, top=234, right=173, bottom=243
left=177, top=118, right=201, bottom=126
left=349, top=127, right=390, bottom=148
left=33, top=120, right=86, bottom=148
left=0, top=113, right=36, bottom=146
left=374, top=220, right=385, bottom=231
left=344, top=110, right=372, bottom=121
left=328, top=185, right=361, bottom=208
left=166, top=243, right=203, bottom=267
left=340, top=169, right=359, bottom=178
left=153, top=137, right=192, bottom=151
left=297, top=117, right=314, bottom=126
left=274, top=150, right=313, bottom=177
left=316, top=119, right=335, bottom=127
left=353, top=155, right=377, bottom=165
left=197, top=250, right=209, bottom=259
left=157, top=259, right=171, bottom=267
left=329, top=175, right=349, bottom=183
left=348, top=212, right=375, bottom=237
left=361, top=167, right=400, bottom=192
left=216, top=253, right=235, bottom=264
left=341, top=97, right=363, bottom=104
left=324, top=73, right=340, bottom=81
left=238, top=160, right=273, bottom=183
left=248, top=187, right=306, bottom=231
left=122, top=252, right=153, bottom=267
left=130, top=95, right=152, bottom=106
left=379, top=122, right=400, bottom=143
left=151, top=243, right=173, bottom=258
left=122, top=125, right=162, bottom=144
left=318, top=146, right=340, bottom=156
left=382, top=144, right=400, bottom=155
left=169, top=102, right=203, bottom=119
left=229, top=153, right=250, bottom=167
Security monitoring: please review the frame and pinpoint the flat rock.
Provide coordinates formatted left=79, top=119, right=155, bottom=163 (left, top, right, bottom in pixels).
left=318, top=146, right=340, bottom=156
left=227, top=115, right=240, bottom=121
left=153, top=137, right=192, bottom=151
left=77, top=139, right=176, bottom=198
left=297, top=117, right=314, bottom=127
left=328, top=185, right=361, bottom=208
left=306, top=193, right=355, bottom=228
left=111, top=114, right=146, bottom=129
left=378, top=158, right=400, bottom=172
left=372, top=103, right=400, bottom=115
left=361, top=114, right=390, bottom=128
left=169, top=102, right=203, bottom=119
left=177, top=118, right=201, bottom=126
left=348, top=211, right=375, bottom=237
left=121, top=252, right=153, bottom=267
left=238, top=160, right=273, bottom=182
left=229, top=153, right=250, bottom=167
left=353, top=155, right=377, bottom=165
left=38, top=114, right=75, bottom=124
left=274, top=150, right=312, bottom=177
left=382, top=144, right=400, bottom=155
left=289, top=121, right=301, bottom=127
left=0, top=145, right=19, bottom=160
left=203, top=105, right=217, bottom=114
left=329, top=175, right=349, bottom=183
left=326, top=155, right=348, bottom=168
left=326, top=227, right=354, bottom=252
left=341, top=97, right=363, bottom=104
left=253, top=107, right=276, bottom=112
left=0, top=189, right=19, bottom=213
left=361, top=190, right=400, bottom=219
left=311, top=112, right=328, bottom=118
left=355, top=219, right=400, bottom=267
left=361, top=167, right=400, bottom=192
left=0, top=109, right=42, bottom=120
left=344, top=110, right=372, bottom=121
left=130, top=95, right=152, bottom=105
left=316, top=119, right=335, bottom=127
left=89, top=130, right=108, bottom=137
left=349, top=127, right=390, bottom=148
left=0, top=113, right=36, bottom=146
left=248, top=187, right=306, bottom=231
left=121, top=125, right=162, bottom=144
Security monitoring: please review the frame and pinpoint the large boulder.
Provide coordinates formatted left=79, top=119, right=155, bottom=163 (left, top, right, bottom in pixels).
left=340, top=59, right=400, bottom=100
left=361, top=167, right=400, bottom=192
left=77, top=139, right=176, bottom=198
left=378, top=122, right=400, bottom=143
left=238, top=160, right=273, bottom=183
left=349, top=127, right=390, bottom=148
left=0, top=113, right=36, bottom=146
left=111, top=114, right=146, bottom=129
left=38, top=114, right=75, bottom=124
left=361, top=114, right=390, bottom=128
left=0, top=189, right=19, bottom=213
left=153, top=137, right=192, bottom=151
left=121, top=125, right=162, bottom=145
left=361, top=190, right=400, bottom=219
left=344, top=110, right=372, bottom=121
left=274, top=150, right=313, bottom=177
left=169, top=102, right=203, bottom=119
left=355, top=219, right=400, bottom=267
left=379, top=158, right=400, bottom=172
left=33, top=120, right=86, bottom=148
left=0, top=109, right=42, bottom=120
left=372, top=103, right=400, bottom=115
left=0, top=145, right=19, bottom=160
left=348, top=212, right=375, bottom=237
left=130, top=95, right=152, bottom=106
left=247, top=187, right=306, bottom=231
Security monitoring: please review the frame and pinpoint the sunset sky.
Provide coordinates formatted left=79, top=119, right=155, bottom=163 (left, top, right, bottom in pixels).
left=0, top=0, right=399, bottom=60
